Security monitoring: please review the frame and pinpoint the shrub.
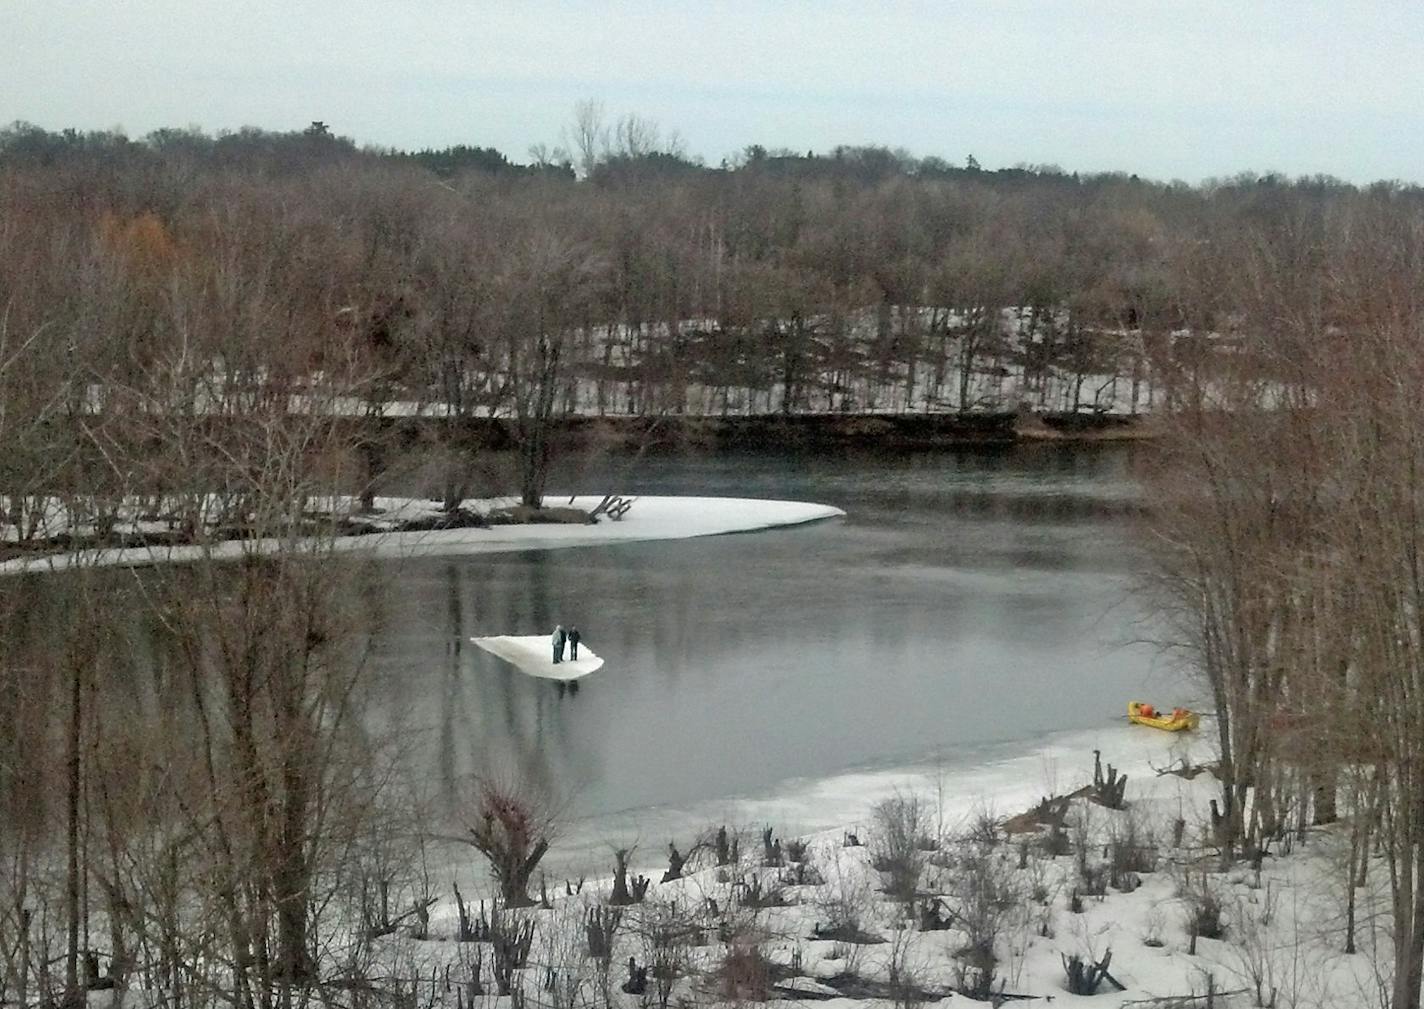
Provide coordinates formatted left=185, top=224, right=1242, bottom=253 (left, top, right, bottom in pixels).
left=871, top=792, right=930, bottom=902
left=813, top=849, right=883, bottom=944
left=1178, top=871, right=1226, bottom=953
left=718, top=940, right=772, bottom=1002
left=885, top=927, right=928, bottom=1009
left=779, top=859, right=825, bottom=887
left=738, top=874, right=792, bottom=909
left=1023, top=850, right=1056, bottom=905
left=490, top=907, right=535, bottom=995
left=947, top=846, right=1021, bottom=973
left=1077, top=853, right=1109, bottom=898
left=963, top=804, right=1001, bottom=849
left=630, top=898, right=702, bottom=1009
left=1225, top=892, right=1281, bottom=1008
left=1108, top=814, right=1158, bottom=892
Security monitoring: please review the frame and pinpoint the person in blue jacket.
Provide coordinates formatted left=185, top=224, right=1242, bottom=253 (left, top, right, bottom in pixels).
left=568, top=626, right=582, bottom=660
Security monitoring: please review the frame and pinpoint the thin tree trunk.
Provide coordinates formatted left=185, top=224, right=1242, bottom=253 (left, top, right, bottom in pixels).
left=64, top=657, right=82, bottom=1006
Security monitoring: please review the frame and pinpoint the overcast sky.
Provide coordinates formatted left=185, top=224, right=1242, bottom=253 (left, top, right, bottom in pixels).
left=7, top=1, right=1422, bottom=183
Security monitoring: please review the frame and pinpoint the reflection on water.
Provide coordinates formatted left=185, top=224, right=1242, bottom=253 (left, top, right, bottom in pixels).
left=372, top=445, right=1171, bottom=821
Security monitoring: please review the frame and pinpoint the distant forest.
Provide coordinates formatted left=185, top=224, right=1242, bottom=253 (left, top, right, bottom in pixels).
left=2, top=113, right=1419, bottom=507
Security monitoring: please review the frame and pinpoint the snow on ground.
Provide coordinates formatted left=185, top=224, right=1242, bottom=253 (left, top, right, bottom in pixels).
left=471, top=635, right=605, bottom=681
left=0, top=495, right=845, bottom=575
left=404, top=721, right=1389, bottom=1008
left=367, top=495, right=846, bottom=557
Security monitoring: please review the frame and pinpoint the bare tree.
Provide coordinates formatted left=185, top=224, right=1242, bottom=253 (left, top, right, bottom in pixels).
left=464, top=776, right=560, bottom=907
left=567, top=100, right=609, bottom=181
left=492, top=214, right=606, bottom=507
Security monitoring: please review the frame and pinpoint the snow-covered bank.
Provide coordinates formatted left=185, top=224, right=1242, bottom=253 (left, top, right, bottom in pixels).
left=472, top=634, right=605, bottom=681
left=0, top=495, right=845, bottom=575
left=415, top=722, right=1387, bottom=1008
left=547, top=722, right=1201, bottom=881
left=378, top=495, right=846, bottom=557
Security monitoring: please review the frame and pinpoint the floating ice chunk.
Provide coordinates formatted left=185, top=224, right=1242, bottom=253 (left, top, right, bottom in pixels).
left=471, top=634, right=605, bottom=681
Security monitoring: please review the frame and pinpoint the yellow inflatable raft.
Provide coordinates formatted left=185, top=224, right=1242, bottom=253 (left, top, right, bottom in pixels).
left=1128, top=701, right=1200, bottom=732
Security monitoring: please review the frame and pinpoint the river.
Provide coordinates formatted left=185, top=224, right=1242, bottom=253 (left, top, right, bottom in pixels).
left=370, top=444, right=1178, bottom=865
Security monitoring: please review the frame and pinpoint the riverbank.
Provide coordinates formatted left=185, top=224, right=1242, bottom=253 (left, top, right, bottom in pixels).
left=353, top=409, right=1158, bottom=459
left=1015, top=410, right=1161, bottom=442
left=410, top=726, right=1381, bottom=1007
left=0, top=494, right=846, bottom=575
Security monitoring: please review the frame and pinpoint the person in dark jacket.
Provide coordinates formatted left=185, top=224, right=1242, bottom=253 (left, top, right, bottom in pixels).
left=568, top=626, right=581, bottom=660
left=552, top=624, right=566, bottom=664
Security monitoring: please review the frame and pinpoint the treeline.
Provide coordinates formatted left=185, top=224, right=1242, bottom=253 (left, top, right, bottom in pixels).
left=0, top=120, right=565, bottom=179
left=7, top=114, right=1422, bottom=514
left=1142, top=194, right=1424, bottom=1009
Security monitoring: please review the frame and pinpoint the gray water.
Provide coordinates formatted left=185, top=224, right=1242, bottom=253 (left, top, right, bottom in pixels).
left=371, top=445, right=1173, bottom=823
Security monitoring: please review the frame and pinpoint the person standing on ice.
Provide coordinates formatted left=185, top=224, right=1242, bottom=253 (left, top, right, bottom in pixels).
left=568, top=626, right=581, bottom=660
left=552, top=624, right=566, bottom=664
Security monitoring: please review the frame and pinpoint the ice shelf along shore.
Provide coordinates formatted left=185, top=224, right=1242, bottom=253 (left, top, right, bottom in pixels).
left=470, top=634, right=604, bottom=681
left=0, top=495, right=846, bottom=575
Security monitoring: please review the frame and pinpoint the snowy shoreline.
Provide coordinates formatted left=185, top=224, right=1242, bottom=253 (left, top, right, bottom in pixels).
left=0, top=495, right=846, bottom=576
left=420, top=723, right=1386, bottom=1007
